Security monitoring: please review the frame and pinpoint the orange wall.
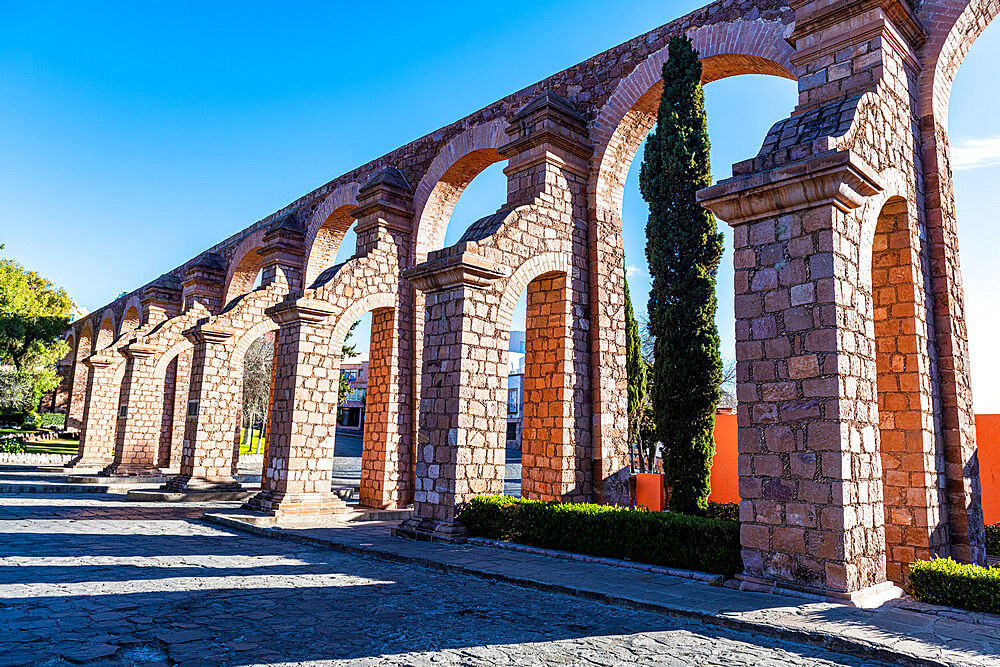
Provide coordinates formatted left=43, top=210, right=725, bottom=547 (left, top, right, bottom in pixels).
left=707, top=412, right=1000, bottom=526
left=708, top=412, right=740, bottom=504
left=976, top=415, right=1000, bottom=525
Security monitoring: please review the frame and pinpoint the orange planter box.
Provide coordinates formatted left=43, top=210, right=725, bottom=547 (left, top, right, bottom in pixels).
left=635, top=472, right=666, bottom=511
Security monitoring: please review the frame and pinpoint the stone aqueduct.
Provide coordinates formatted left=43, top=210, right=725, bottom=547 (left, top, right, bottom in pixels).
left=60, top=0, right=998, bottom=602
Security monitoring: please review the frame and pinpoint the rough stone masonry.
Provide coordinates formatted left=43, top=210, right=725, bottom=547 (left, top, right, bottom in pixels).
left=63, top=0, right=993, bottom=604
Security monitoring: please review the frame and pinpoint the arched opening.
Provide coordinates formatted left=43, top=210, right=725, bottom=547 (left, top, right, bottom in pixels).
left=67, top=324, right=93, bottom=430
left=305, top=204, right=356, bottom=286
left=238, top=332, right=275, bottom=459
left=152, top=342, right=194, bottom=471
left=120, top=305, right=140, bottom=335
left=606, top=52, right=798, bottom=489
left=933, top=7, right=1000, bottom=542
left=224, top=246, right=266, bottom=304
left=95, top=315, right=115, bottom=351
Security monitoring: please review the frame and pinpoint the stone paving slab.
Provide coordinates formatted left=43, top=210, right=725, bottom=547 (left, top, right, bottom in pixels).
left=204, top=510, right=1000, bottom=667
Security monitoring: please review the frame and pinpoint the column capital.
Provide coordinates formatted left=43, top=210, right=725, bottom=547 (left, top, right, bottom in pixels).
left=83, top=354, right=117, bottom=369
left=124, top=343, right=158, bottom=359
left=697, top=149, right=883, bottom=226
left=266, top=298, right=336, bottom=326
left=183, top=323, right=237, bottom=345
left=402, top=249, right=504, bottom=293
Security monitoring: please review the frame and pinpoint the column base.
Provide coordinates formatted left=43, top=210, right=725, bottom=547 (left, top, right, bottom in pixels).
left=101, top=462, right=163, bottom=478
left=65, top=455, right=113, bottom=470
left=242, top=490, right=350, bottom=518
left=392, top=515, right=468, bottom=543
left=736, top=575, right=903, bottom=608
left=164, top=474, right=243, bottom=493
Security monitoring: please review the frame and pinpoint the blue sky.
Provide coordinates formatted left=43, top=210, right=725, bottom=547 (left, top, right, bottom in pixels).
left=3, top=3, right=1000, bottom=410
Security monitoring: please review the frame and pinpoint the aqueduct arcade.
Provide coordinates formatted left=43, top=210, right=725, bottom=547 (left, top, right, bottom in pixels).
left=63, top=0, right=994, bottom=604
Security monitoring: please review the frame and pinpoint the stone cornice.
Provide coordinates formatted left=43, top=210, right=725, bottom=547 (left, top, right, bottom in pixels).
left=123, top=343, right=158, bottom=359
left=697, top=149, right=883, bottom=226
left=83, top=354, right=117, bottom=369
left=266, top=298, right=337, bottom=326
left=402, top=251, right=505, bottom=292
left=183, top=323, right=237, bottom=345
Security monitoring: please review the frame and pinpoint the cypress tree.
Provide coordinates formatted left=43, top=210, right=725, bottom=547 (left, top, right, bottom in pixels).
left=639, top=35, right=723, bottom=515
left=624, top=278, right=648, bottom=456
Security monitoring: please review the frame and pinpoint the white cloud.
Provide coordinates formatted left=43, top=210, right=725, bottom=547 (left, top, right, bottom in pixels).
left=951, top=136, right=1000, bottom=171
left=625, top=264, right=644, bottom=277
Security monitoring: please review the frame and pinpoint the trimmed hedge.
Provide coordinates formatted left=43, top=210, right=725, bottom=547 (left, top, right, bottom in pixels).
left=25, top=413, right=66, bottom=428
left=987, top=523, right=1000, bottom=557
left=909, top=557, right=1000, bottom=615
left=459, top=495, right=742, bottom=576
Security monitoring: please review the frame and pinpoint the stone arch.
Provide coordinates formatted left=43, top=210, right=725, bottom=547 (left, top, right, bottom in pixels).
left=229, top=319, right=280, bottom=368
left=590, top=20, right=797, bottom=222
left=497, top=252, right=572, bottom=335
left=330, top=291, right=396, bottom=354
left=412, top=120, right=508, bottom=261
left=303, top=183, right=362, bottom=286
left=119, top=301, right=141, bottom=336
left=223, top=229, right=267, bottom=304
left=927, top=0, right=1000, bottom=124
left=95, top=314, right=116, bottom=351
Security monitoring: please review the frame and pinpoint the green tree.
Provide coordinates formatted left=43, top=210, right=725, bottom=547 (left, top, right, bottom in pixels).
left=0, top=257, right=74, bottom=414
left=625, top=278, right=655, bottom=471
left=337, top=320, right=361, bottom=411
left=639, top=35, right=723, bottom=514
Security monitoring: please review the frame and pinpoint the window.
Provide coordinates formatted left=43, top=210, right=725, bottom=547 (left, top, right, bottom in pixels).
left=508, top=388, right=520, bottom=415
left=506, top=421, right=518, bottom=442
left=118, top=404, right=128, bottom=419
left=187, top=399, right=199, bottom=418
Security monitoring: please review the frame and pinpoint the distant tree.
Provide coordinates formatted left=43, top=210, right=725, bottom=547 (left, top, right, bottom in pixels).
left=338, top=320, right=361, bottom=412
left=242, top=336, right=274, bottom=453
left=640, top=35, right=723, bottom=515
left=0, top=257, right=73, bottom=414
left=625, top=278, right=656, bottom=472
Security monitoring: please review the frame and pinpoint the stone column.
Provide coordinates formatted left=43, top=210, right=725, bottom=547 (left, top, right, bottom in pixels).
left=360, top=306, right=410, bottom=508
left=244, top=299, right=349, bottom=517
left=395, top=258, right=506, bottom=540
left=522, top=272, right=580, bottom=501
left=167, top=349, right=192, bottom=468
left=164, top=324, right=242, bottom=492
left=102, top=343, right=163, bottom=477
left=350, top=166, right=416, bottom=509
left=73, top=354, right=122, bottom=469
left=258, top=213, right=306, bottom=294
left=66, top=332, right=92, bottom=431
left=700, top=150, right=904, bottom=605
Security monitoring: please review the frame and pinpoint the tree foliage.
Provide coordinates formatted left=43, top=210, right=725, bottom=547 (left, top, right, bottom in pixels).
left=0, top=257, right=73, bottom=414
left=625, top=278, right=656, bottom=472
left=338, top=320, right=361, bottom=409
left=639, top=35, right=723, bottom=514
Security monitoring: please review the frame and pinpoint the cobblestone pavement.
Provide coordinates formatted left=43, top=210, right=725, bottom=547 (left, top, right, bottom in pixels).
left=0, top=493, right=891, bottom=667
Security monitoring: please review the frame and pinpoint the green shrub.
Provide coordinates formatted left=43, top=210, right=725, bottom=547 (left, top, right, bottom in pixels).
left=706, top=501, right=739, bottom=522
left=0, top=438, right=26, bottom=454
left=908, top=557, right=1000, bottom=615
left=987, top=524, right=1000, bottom=557
left=24, top=412, right=65, bottom=428
left=459, top=495, right=742, bottom=576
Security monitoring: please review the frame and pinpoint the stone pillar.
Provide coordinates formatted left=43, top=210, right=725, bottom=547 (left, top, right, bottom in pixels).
left=66, top=334, right=91, bottom=431
left=522, top=272, right=580, bottom=501
left=360, top=306, right=410, bottom=508
left=102, top=343, right=163, bottom=477
left=141, top=275, right=182, bottom=327
left=700, top=150, right=904, bottom=605
left=244, top=299, right=349, bottom=517
left=351, top=166, right=416, bottom=509
left=395, top=261, right=506, bottom=540
left=258, top=212, right=306, bottom=294
left=872, top=199, right=948, bottom=583
left=73, top=354, right=122, bottom=469
left=164, top=324, right=242, bottom=492
left=181, top=253, right=226, bottom=314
